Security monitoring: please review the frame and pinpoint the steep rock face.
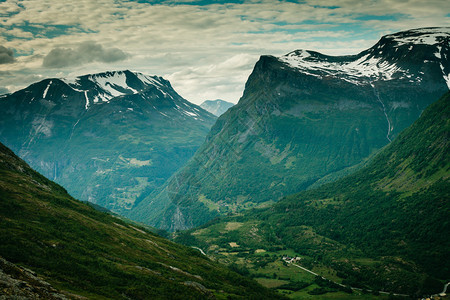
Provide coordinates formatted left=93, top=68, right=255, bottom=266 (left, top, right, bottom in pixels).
left=0, top=257, right=67, bottom=299
left=0, top=70, right=216, bottom=214
left=130, top=27, right=449, bottom=231
left=267, top=92, right=450, bottom=285
left=200, top=99, right=235, bottom=116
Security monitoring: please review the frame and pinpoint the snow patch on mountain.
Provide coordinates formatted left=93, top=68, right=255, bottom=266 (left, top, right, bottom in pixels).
left=183, top=111, right=198, bottom=117
left=61, top=77, right=79, bottom=86
left=55, top=71, right=210, bottom=120
left=136, top=73, right=164, bottom=88
left=84, top=91, right=89, bottom=110
left=42, top=81, right=52, bottom=99
left=441, top=65, right=450, bottom=89
left=280, top=50, right=405, bottom=84
left=435, top=44, right=450, bottom=89
left=137, top=73, right=179, bottom=100
left=157, top=87, right=171, bottom=99
left=89, top=72, right=138, bottom=97
left=174, top=103, right=201, bottom=120
left=159, top=111, right=169, bottom=118
left=62, top=71, right=176, bottom=109
left=93, top=93, right=110, bottom=103
left=280, top=28, right=450, bottom=86
left=386, top=27, right=449, bottom=46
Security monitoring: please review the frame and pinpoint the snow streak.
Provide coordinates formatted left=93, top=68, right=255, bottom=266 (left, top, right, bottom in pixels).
left=84, top=91, right=90, bottom=110
left=42, top=81, right=52, bottom=99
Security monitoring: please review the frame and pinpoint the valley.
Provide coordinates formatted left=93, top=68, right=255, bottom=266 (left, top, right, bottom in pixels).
left=0, top=141, right=280, bottom=299
left=1, top=26, right=449, bottom=299
left=174, top=91, right=450, bottom=298
left=131, top=27, right=450, bottom=232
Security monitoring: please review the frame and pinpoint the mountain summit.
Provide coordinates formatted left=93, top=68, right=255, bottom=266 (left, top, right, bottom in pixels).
left=281, top=27, right=449, bottom=88
left=0, top=70, right=216, bottom=214
left=200, top=99, right=235, bottom=116
left=130, top=27, right=450, bottom=231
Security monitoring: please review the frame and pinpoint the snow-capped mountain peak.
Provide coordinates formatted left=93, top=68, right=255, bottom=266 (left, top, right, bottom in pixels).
left=88, top=71, right=139, bottom=96
left=280, top=50, right=405, bottom=83
left=279, top=27, right=450, bottom=87
left=384, top=27, right=450, bottom=47
left=60, top=70, right=176, bottom=109
left=200, top=99, right=234, bottom=116
left=17, top=70, right=215, bottom=122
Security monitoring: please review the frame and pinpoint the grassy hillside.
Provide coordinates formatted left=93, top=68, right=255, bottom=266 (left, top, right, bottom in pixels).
left=175, top=92, right=449, bottom=297
left=0, top=142, right=282, bottom=299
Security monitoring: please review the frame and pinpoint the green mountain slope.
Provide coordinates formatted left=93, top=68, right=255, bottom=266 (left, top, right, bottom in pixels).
left=0, top=142, right=281, bottom=299
left=176, top=92, right=450, bottom=296
left=131, top=27, right=450, bottom=231
left=0, top=70, right=216, bottom=216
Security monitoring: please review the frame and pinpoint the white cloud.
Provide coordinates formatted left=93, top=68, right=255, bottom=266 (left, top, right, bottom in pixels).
left=0, top=1, right=21, bottom=15
left=0, top=46, right=15, bottom=64
left=42, top=41, right=128, bottom=68
left=166, top=53, right=258, bottom=103
left=0, top=0, right=449, bottom=103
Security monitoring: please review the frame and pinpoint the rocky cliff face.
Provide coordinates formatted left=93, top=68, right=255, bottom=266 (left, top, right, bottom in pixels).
left=0, top=257, right=67, bottom=299
left=130, top=27, right=450, bottom=231
left=0, top=70, right=216, bottom=214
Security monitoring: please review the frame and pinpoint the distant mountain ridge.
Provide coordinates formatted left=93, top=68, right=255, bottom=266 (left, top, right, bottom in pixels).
left=200, top=99, right=235, bottom=116
left=130, top=27, right=450, bottom=231
left=0, top=70, right=216, bottom=214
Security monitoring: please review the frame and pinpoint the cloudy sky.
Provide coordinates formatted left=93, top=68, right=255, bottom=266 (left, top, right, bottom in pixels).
left=1, top=0, right=449, bottom=104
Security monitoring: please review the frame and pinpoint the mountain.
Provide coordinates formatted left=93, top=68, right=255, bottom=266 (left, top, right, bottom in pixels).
left=200, top=99, right=235, bottom=116
left=0, top=70, right=216, bottom=215
left=0, top=141, right=282, bottom=299
left=175, top=91, right=450, bottom=296
left=130, top=27, right=450, bottom=231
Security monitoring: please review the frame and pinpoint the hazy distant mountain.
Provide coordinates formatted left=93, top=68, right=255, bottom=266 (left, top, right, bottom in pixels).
left=200, top=99, right=234, bottom=116
left=130, top=27, right=450, bottom=231
left=0, top=141, right=280, bottom=299
left=178, top=91, right=450, bottom=296
left=0, top=70, right=216, bottom=214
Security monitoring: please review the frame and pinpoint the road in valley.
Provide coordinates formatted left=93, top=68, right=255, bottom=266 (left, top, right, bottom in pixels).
left=191, top=246, right=206, bottom=256
left=284, top=258, right=409, bottom=297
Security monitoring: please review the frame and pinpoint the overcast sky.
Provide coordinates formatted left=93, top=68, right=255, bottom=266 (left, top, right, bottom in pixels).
left=1, top=0, right=449, bottom=104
